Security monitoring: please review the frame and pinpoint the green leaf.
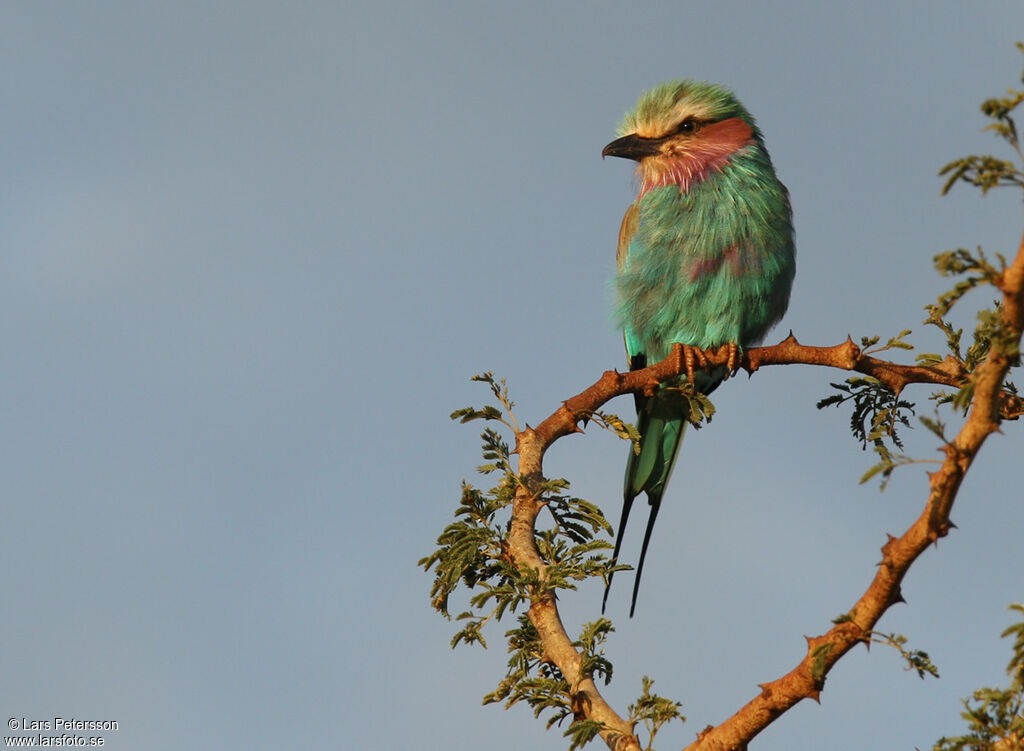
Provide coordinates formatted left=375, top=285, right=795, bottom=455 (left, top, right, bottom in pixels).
left=810, top=643, right=834, bottom=684
left=628, top=676, right=684, bottom=750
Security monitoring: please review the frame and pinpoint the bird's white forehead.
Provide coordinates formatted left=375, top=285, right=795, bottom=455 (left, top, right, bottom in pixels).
left=630, top=98, right=717, bottom=138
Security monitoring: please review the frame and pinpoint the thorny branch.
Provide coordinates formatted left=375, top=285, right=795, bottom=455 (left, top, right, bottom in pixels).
left=507, top=231, right=1024, bottom=751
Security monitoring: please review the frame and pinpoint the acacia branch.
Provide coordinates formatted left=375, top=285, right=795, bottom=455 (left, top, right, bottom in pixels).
left=507, top=230, right=1024, bottom=751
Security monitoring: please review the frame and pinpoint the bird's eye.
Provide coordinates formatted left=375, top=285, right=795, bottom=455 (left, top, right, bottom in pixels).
left=677, top=118, right=700, bottom=135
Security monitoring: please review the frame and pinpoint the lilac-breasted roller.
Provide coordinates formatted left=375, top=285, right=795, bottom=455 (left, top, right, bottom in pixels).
left=601, top=80, right=796, bottom=616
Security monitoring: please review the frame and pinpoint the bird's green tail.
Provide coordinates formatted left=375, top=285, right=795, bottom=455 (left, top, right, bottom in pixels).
left=602, top=390, right=688, bottom=617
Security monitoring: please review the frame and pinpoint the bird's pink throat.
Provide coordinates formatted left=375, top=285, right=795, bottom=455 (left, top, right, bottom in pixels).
left=638, top=117, right=754, bottom=198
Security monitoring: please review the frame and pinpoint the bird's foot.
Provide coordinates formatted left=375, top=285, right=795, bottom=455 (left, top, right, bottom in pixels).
left=670, top=343, right=711, bottom=383
left=669, top=342, right=741, bottom=382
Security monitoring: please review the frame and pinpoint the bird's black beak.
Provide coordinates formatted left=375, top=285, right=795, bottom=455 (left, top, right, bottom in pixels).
left=602, top=133, right=664, bottom=161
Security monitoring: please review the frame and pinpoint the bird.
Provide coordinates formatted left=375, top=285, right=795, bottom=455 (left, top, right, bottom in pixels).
left=600, top=79, right=796, bottom=616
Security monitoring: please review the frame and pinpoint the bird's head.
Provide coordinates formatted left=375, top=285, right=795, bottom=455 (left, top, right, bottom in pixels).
left=603, top=79, right=762, bottom=197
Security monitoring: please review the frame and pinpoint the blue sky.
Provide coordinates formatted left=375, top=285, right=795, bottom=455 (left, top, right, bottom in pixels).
left=2, top=3, right=1022, bottom=750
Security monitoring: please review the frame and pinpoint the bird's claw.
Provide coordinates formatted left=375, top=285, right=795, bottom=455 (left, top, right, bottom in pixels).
left=683, top=345, right=698, bottom=383
left=723, top=342, right=739, bottom=379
